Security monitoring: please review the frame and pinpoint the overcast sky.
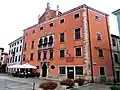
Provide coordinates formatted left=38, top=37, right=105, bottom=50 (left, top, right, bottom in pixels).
left=0, top=0, right=119, bottom=52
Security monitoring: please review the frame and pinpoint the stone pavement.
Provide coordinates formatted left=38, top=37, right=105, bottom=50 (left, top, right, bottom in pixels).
left=0, top=73, right=111, bottom=90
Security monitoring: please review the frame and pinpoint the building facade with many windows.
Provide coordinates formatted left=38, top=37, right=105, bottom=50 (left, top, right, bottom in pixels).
left=7, top=37, right=23, bottom=73
left=111, top=34, right=120, bottom=82
left=22, top=4, right=113, bottom=82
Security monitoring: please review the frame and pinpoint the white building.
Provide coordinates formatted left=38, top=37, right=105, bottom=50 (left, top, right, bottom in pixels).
left=7, top=37, right=23, bottom=73
left=111, top=34, right=120, bottom=82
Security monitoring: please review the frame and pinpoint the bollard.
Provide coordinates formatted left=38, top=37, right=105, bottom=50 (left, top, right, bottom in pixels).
left=33, top=82, right=35, bottom=90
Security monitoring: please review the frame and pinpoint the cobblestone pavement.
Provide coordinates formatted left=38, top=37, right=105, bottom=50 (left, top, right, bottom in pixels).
left=0, top=73, right=111, bottom=90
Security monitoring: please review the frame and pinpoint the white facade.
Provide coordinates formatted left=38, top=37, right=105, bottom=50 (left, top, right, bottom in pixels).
left=111, top=34, right=120, bottom=82
left=0, top=48, right=4, bottom=66
left=7, top=37, right=23, bottom=73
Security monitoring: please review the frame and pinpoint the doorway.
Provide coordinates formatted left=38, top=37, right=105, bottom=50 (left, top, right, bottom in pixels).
left=42, top=63, right=47, bottom=77
left=67, top=67, right=74, bottom=79
left=116, top=71, right=120, bottom=82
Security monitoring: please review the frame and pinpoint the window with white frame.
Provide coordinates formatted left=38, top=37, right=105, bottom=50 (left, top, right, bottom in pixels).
left=74, top=13, right=80, bottom=19
left=75, top=46, right=82, bottom=57
left=60, top=19, right=64, bottom=24
left=95, top=15, right=100, bottom=20
left=96, top=32, right=102, bottom=40
left=75, top=66, right=83, bottom=75
left=74, top=28, right=81, bottom=40
left=59, top=67, right=66, bottom=74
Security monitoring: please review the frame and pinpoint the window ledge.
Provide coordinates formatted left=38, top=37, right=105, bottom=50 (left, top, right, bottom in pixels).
left=74, top=38, right=82, bottom=41
left=75, top=56, right=82, bottom=58
left=99, top=57, right=104, bottom=59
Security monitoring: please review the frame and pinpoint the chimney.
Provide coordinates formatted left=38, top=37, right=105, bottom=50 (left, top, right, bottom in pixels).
left=46, top=3, right=50, bottom=10
left=56, top=5, right=59, bottom=15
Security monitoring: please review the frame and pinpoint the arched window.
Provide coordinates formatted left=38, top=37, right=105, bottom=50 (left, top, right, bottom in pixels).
left=49, top=36, right=53, bottom=44
left=44, top=37, right=48, bottom=44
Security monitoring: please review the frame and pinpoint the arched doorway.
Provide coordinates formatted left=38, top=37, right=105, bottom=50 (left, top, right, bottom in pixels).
left=42, top=63, right=47, bottom=77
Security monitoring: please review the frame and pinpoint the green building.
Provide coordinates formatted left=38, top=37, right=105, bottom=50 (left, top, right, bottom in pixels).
left=112, top=9, right=120, bottom=36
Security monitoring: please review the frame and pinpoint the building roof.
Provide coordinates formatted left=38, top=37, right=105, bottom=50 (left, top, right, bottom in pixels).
left=112, top=9, right=120, bottom=15
left=23, top=4, right=108, bottom=32
left=8, top=36, right=23, bottom=45
left=111, top=34, right=120, bottom=39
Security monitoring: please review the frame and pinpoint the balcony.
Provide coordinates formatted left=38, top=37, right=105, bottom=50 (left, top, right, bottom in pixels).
left=38, top=43, right=54, bottom=50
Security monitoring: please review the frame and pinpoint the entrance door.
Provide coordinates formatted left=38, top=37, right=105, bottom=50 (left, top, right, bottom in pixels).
left=67, top=67, right=74, bottom=79
left=42, top=63, right=47, bottom=77
left=116, top=71, right=120, bottom=82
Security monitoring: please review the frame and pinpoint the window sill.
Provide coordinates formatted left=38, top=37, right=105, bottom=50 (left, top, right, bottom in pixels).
left=60, top=57, right=65, bottom=60
left=99, top=57, right=104, bottom=59
left=60, top=42, right=65, bottom=44
left=75, top=56, right=82, bottom=58
left=74, top=38, right=82, bottom=41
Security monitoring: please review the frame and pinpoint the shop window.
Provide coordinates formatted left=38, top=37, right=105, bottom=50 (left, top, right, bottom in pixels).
left=75, top=66, right=83, bottom=75
left=59, top=67, right=65, bottom=74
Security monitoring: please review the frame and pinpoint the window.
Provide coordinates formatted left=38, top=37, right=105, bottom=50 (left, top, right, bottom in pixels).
left=49, top=36, right=53, bottom=44
left=14, top=43, right=16, bottom=46
left=75, top=66, right=83, bottom=75
left=49, top=23, right=53, bottom=27
left=33, top=30, right=35, bottom=33
left=16, top=47, right=18, bottom=52
left=74, top=13, right=79, bottom=19
left=95, top=15, right=100, bottom=20
left=30, top=53, right=34, bottom=60
left=12, top=44, right=14, bottom=47
left=60, top=49, right=65, bottom=58
left=114, top=54, right=118, bottom=63
left=75, top=47, right=82, bottom=56
left=98, top=49, right=104, bottom=58
left=60, top=33, right=64, bottom=42
left=50, top=49, right=53, bottom=59
left=112, top=39, right=116, bottom=46
left=18, top=55, right=21, bottom=61
left=75, top=28, right=81, bottom=40
left=100, top=67, right=105, bottom=75
left=15, top=56, right=17, bottom=62
left=20, top=40, right=22, bottom=43
left=38, top=51, right=41, bottom=60
left=12, top=57, right=14, bottom=62
left=17, top=41, right=19, bottom=44
left=60, top=19, right=64, bottom=24
left=14, top=48, right=16, bottom=52
left=8, top=50, right=10, bottom=55
left=40, top=26, right=43, bottom=30
left=7, top=58, right=9, bottom=63
left=1, top=57, right=3, bottom=60
left=97, top=33, right=102, bottom=40
left=24, top=43, right=26, bottom=50
left=19, top=46, right=22, bottom=51
left=23, top=55, right=26, bottom=61
left=43, top=52, right=47, bottom=60
left=51, top=65, right=55, bottom=69
left=31, top=41, right=34, bottom=49
left=10, top=45, right=11, bottom=48
left=59, top=67, right=65, bottom=74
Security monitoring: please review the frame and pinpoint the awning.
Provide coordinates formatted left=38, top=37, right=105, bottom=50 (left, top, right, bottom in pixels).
left=20, top=63, right=37, bottom=69
left=8, top=64, right=21, bottom=68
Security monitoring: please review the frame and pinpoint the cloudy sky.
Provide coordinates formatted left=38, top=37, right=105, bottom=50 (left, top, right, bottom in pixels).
left=0, top=0, right=119, bottom=52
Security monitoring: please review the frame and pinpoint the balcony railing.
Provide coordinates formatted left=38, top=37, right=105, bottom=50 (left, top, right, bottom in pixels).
left=38, top=43, right=54, bottom=50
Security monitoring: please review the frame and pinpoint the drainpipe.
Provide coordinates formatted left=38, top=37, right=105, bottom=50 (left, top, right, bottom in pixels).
left=105, top=15, right=116, bottom=84
left=86, top=6, right=94, bottom=83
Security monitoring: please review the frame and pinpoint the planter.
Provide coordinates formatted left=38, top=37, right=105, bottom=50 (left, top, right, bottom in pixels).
left=61, top=85, right=73, bottom=90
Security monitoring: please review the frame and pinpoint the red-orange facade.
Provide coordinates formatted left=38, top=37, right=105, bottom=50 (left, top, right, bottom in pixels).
left=22, top=4, right=113, bottom=81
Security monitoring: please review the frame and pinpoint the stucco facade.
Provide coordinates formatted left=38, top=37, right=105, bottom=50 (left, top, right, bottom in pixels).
left=22, top=4, right=113, bottom=82
left=7, top=37, right=23, bottom=73
left=111, top=34, right=120, bottom=82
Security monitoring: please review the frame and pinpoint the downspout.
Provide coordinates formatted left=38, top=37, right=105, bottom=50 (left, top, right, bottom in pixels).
left=86, top=7, right=94, bottom=83
left=105, top=15, right=116, bottom=84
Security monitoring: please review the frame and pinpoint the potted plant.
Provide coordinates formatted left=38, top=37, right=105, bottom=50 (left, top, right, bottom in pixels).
left=60, top=79, right=74, bottom=89
left=74, top=77, right=85, bottom=86
left=39, top=81, right=57, bottom=90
